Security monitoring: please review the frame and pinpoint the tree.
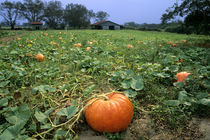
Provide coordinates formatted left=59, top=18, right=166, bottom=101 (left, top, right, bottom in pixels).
left=44, top=0, right=63, bottom=29
left=20, top=0, right=45, bottom=22
left=161, top=0, right=210, bottom=34
left=64, top=3, right=93, bottom=28
left=95, top=11, right=109, bottom=22
left=124, top=22, right=139, bottom=28
left=0, top=0, right=21, bottom=29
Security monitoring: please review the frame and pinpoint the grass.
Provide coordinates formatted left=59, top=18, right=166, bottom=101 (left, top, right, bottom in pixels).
left=0, top=30, right=209, bottom=139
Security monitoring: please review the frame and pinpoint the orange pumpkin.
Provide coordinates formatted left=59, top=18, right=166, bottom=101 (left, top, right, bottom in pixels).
left=176, top=72, right=191, bottom=82
left=86, top=47, right=91, bottom=51
left=85, top=93, right=133, bottom=133
left=35, top=53, right=45, bottom=62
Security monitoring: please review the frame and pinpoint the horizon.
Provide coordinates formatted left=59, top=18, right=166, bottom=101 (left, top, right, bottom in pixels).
left=0, top=0, right=179, bottom=25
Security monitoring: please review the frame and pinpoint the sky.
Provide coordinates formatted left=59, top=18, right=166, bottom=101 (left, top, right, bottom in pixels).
left=0, top=0, right=178, bottom=24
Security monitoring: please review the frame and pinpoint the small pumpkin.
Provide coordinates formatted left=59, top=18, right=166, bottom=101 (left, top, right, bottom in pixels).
left=86, top=47, right=91, bottom=51
left=84, top=92, right=133, bottom=133
left=35, top=53, right=45, bottom=62
left=176, top=72, right=191, bottom=82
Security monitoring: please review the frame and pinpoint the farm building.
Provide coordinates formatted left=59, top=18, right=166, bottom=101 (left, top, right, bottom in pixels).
left=30, top=22, right=43, bottom=30
left=91, top=21, right=122, bottom=30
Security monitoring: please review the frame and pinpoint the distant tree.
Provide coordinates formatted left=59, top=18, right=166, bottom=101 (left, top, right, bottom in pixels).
left=124, top=22, right=139, bottom=28
left=64, top=3, right=93, bottom=28
left=94, top=11, right=109, bottom=22
left=20, top=0, right=45, bottom=22
left=44, top=0, right=63, bottom=29
left=0, top=0, right=21, bottom=29
left=161, top=0, right=210, bottom=34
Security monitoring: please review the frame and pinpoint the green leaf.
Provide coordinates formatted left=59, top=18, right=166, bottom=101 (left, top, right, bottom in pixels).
left=131, top=76, right=144, bottom=91
left=0, top=122, right=23, bottom=140
left=124, top=90, right=137, bottom=97
left=0, top=81, right=10, bottom=88
left=202, top=80, right=210, bottom=89
left=166, top=100, right=180, bottom=106
left=0, top=98, right=8, bottom=107
left=54, top=129, right=72, bottom=140
left=5, top=104, right=30, bottom=125
left=34, top=110, right=48, bottom=123
left=0, top=104, right=30, bottom=140
left=178, top=91, right=188, bottom=101
left=56, top=106, right=78, bottom=119
left=121, top=80, right=131, bottom=89
left=173, top=81, right=185, bottom=88
left=195, top=92, right=208, bottom=99
left=32, top=85, right=56, bottom=94
left=83, top=84, right=96, bottom=96
left=199, top=99, right=210, bottom=107
left=41, top=123, right=52, bottom=129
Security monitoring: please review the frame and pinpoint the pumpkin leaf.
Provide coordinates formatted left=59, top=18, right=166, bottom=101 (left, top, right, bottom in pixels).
left=0, top=81, right=10, bottom=88
left=83, top=84, right=96, bottom=96
left=166, top=100, right=180, bottom=106
left=173, top=81, right=185, bottom=88
left=0, top=104, right=30, bottom=139
left=34, top=110, right=48, bottom=123
left=121, top=80, right=131, bottom=89
left=195, top=92, right=208, bottom=99
left=199, top=99, right=210, bottom=107
left=131, top=76, right=144, bottom=91
left=41, top=123, right=52, bottom=129
left=178, top=91, right=188, bottom=101
left=0, top=98, right=8, bottom=107
left=124, top=90, right=137, bottom=97
left=56, top=106, right=78, bottom=119
left=5, top=104, right=30, bottom=125
left=32, top=85, right=56, bottom=94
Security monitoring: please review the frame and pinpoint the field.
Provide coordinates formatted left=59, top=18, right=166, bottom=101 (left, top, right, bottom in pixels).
left=0, top=30, right=210, bottom=139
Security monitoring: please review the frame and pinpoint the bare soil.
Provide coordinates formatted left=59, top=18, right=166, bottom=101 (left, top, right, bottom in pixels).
left=77, top=115, right=210, bottom=140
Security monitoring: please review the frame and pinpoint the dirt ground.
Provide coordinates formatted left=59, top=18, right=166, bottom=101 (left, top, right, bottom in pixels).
left=77, top=115, right=210, bottom=140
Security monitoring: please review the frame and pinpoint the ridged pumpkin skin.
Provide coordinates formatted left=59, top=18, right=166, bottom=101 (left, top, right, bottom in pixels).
left=176, top=72, right=191, bottom=82
left=85, top=93, right=133, bottom=133
left=35, top=53, right=45, bottom=62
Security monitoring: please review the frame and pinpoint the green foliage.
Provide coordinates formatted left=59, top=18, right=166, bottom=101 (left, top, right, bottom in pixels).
left=108, top=70, right=144, bottom=97
left=161, top=0, right=210, bottom=34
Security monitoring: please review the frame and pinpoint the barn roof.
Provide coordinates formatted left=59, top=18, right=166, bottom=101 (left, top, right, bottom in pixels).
left=30, top=22, right=43, bottom=25
left=91, top=21, right=120, bottom=26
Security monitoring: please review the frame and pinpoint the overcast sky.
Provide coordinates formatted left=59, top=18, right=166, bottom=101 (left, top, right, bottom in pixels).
left=0, top=0, right=178, bottom=24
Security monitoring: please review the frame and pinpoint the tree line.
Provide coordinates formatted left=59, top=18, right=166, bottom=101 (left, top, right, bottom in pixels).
left=0, top=0, right=110, bottom=29
left=125, top=0, right=209, bottom=35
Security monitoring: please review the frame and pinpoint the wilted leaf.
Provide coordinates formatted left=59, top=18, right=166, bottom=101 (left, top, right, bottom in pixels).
left=56, top=106, right=78, bottom=119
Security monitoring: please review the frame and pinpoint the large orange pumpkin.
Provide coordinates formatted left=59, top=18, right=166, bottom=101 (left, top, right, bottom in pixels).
left=84, top=93, right=133, bottom=133
left=176, top=72, right=191, bottom=82
left=35, top=53, right=45, bottom=62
